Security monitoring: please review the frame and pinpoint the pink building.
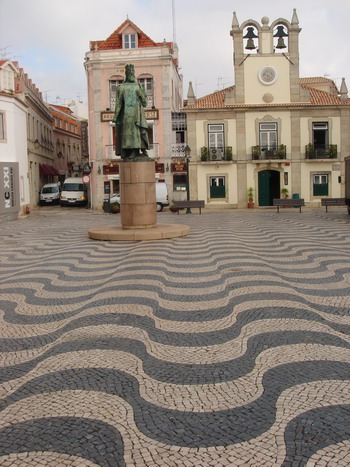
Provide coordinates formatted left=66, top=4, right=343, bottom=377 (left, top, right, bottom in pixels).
left=84, top=19, right=184, bottom=209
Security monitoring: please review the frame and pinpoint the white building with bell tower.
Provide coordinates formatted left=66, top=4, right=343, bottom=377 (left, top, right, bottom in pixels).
left=184, top=10, right=350, bottom=209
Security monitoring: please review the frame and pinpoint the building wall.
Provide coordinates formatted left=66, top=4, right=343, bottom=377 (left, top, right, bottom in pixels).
left=244, top=56, right=291, bottom=104
left=0, top=94, right=29, bottom=213
left=85, top=27, right=183, bottom=210
left=184, top=11, right=350, bottom=209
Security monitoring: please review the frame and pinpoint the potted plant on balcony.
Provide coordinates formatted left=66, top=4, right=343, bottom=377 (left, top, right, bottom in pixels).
left=329, top=144, right=337, bottom=158
left=247, top=187, right=254, bottom=208
left=277, top=144, right=286, bottom=158
left=200, top=147, right=208, bottom=161
left=225, top=146, right=233, bottom=161
left=306, top=143, right=315, bottom=159
left=252, top=146, right=260, bottom=160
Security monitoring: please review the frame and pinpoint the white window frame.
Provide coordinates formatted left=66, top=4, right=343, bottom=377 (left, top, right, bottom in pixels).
left=109, top=78, right=124, bottom=110
left=0, top=111, right=6, bottom=141
left=124, top=33, right=136, bottom=49
left=259, top=122, right=277, bottom=150
left=208, top=124, right=224, bottom=160
left=138, top=77, right=154, bottom=108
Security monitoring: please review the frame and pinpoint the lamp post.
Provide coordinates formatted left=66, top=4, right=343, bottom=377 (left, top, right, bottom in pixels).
left=184, top=145, right=191, bottom=213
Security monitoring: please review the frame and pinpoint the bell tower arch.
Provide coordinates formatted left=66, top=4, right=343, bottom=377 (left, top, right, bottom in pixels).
left=230, top=9, right=302, bottom=104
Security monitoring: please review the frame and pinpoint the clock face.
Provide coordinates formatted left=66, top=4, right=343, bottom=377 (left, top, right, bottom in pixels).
left=258, top=66, right=277, bottom=85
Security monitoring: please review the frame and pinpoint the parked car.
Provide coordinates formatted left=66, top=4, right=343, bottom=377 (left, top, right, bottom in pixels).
left=107, top=182, right=169, bottom=212
left=60, top=177, right=88, bottom=207
left=39, top=183, right=61, bottom=205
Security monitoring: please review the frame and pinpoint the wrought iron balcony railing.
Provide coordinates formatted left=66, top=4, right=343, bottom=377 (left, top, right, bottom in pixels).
left=172, top=144, right=188, bottom=158
left=199, top=146, right=233, bottom=162
left=252, top=145, right=286, bottom=160
left=305, top=144, right=337, bottom=159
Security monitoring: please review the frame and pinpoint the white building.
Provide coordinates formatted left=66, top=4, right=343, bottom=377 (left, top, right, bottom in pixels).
left=0, top=60, right=29, bottom=218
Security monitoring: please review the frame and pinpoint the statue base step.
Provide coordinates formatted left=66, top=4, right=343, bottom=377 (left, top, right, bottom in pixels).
left=88, top=223, right=190, bottom=241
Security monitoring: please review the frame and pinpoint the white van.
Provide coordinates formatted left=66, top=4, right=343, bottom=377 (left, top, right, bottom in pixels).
left=60, top=177, right=88, bottom=207
left=39, top=183, right=61, bottom=205
left=109, top=182, right=169, bottom=211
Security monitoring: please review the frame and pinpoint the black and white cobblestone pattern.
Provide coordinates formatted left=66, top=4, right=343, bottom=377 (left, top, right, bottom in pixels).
left=0, top=207, right=349, bottom=466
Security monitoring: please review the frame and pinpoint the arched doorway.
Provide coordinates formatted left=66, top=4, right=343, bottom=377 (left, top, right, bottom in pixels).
left=258, top=170, right=280, bottom=206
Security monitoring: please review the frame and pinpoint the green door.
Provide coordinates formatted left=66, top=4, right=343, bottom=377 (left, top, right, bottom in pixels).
left=258, top=170, right=281, bottom=206
left=258, top=171, right=270, bottom=206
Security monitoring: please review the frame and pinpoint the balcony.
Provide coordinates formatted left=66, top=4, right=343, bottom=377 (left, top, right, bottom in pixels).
left=104, top=144, right=159, bottom=160
left=305, top=144, right=337, bottom=159
left=200, top=146, right=233, bottom=162
left=252, top=145, right=286, bottom=160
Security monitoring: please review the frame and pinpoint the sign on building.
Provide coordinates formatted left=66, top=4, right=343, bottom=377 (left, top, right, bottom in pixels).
left=0, top=162, right=20, bottom=214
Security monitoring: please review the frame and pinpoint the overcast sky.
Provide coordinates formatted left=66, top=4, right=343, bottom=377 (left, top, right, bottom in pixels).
left=1, top=0, right=349, bottom=105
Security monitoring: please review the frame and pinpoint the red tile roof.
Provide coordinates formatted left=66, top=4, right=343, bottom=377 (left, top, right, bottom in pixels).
left=184, top=79, right=350, bottom=110
left=91, top=19, right=170, bottom=51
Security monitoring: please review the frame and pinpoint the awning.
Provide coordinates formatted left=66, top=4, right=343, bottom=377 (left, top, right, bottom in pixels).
left=39, top=164, right=59, bottom=176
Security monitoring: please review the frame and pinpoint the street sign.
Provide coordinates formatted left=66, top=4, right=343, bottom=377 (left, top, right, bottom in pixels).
left=83, top=164, right=91, bottom=175
left=82, top=174, right=90, bottom=184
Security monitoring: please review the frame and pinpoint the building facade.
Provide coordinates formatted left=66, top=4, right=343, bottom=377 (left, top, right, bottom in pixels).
left=49, top=104, right=83, bottom=184
left=0, top=60, right=86, bottom=217
left=0, top=60, right=29, bottom=218
left=16, top=67, right=57, bottom=209
left=184, top=10, right=350, bottom=208
left=84, top=19, right=183, bottom=209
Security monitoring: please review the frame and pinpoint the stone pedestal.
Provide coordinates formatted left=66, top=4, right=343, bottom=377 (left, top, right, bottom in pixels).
left=120, top=161, right=156, bottom=229
left=88, top=159, right=190, bottom=241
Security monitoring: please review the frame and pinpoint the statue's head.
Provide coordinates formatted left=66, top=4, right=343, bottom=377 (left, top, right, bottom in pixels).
left=125, top=64, right=135, bottom=82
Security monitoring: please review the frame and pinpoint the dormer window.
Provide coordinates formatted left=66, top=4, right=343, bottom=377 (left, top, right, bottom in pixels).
left=124, top=33, right=136, bottom=49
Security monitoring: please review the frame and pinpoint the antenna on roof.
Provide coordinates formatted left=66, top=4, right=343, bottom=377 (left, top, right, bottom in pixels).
left=172, top=0, right=176, bottom=43
left=0, top=46, right=12, bottom=59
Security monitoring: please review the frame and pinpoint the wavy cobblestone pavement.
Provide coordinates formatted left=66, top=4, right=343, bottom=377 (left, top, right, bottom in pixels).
left=0, top=207, right=349, bottom=466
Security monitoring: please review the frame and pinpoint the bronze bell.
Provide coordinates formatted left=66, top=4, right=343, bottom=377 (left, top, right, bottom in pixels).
left=274, top=25, right=288, bottom=49
left=243, top=27, right=258, bottom=50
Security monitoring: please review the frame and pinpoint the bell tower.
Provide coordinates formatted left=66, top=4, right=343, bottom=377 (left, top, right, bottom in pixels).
left=230, top=9, right=302, bottom=104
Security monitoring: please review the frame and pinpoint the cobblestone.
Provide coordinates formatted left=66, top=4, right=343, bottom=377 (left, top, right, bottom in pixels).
left=0, top=207, right=349, bottom=465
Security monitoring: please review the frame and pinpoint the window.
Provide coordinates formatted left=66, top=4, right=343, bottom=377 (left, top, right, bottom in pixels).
left=172, top=112, right=186, bottom=144
left=27, top=114, right=30, bottom=138
left=208, top=124, right=224, bottom=160
left=2, top=69, right=14, bottom=91
left=0, top=112, right=5, bottom=140
left=173, top=174, right=187, bottom=191
left=138, top=77, right=154, bottom=107
left=313, top=174, right=329, bottom=196
left=109, top=78, right=123, bottom=109
left=313, top=122, right=328, bottom=148
left=124, top=33, right=136, bottom=49
left=210, top=176, right=226, bottom=198
left=260, top=123, right=277, bottom=151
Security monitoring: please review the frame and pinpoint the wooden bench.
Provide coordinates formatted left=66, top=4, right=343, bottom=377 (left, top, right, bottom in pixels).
left=321, top=198, right=346, bottom=212
left=273, top=198, right=305, bottom=213
left=173, top=200, right=205, bottom=214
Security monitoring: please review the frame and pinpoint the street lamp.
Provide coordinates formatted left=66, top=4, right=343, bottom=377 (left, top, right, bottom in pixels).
left=184, top=145, right=191, bottom=213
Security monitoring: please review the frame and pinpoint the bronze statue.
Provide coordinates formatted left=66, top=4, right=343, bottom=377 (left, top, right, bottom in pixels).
left=114, top=64, right=150, bottom=161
